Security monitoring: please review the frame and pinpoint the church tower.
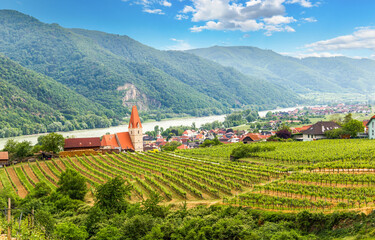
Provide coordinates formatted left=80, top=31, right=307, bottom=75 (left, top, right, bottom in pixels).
left=128, top=105, right=143, bottom=152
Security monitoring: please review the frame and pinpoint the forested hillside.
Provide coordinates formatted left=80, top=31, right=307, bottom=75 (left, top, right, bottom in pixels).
left=0, top=10, right=300, bottom=120
left=187, top=46, right=375, bottom=94
left=0, top=55, right=116, bottom=137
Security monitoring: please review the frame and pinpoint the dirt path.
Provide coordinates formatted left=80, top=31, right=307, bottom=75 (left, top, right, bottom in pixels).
left=7, top=168, right=28, bottom=198
left=23, top=164, right=40, bottom=184
left=39, top=162, right=59, bottom=182
left=55, top=160, right=66, bottom=171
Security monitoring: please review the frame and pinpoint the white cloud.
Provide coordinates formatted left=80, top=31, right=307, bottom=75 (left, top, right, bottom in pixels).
left=122, top=0, right=171, bottom=14
left=166, top=38, right=193, bottom=50
left=123, top=0, right=318, bottom=35
left=182, top=0, right=314, bottom=35
left=162, top=0, right=172, bottom=7
left=175, top=14, right=189, bottom=20
left=191, top=19, right=264, bottom=32
left=286, top=0, right=316, bottom=8
left=305, top=27, right=375, bottom=52
left=242, top=33, right=250, bottom=38
left=302, top=17, right=317, bottom=22
left=281, top=51, right=344, bottom=58
left=264, top=24, right=295, bottom=36
left=143, top=8, right=164, bottom=14
left=263, top=15, right=296, bottom=25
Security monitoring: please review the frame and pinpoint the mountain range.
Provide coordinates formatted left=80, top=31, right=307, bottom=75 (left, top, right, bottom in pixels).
left=187, top=46, right=375, bottom=94
left=0, top=10, right=301, bottom=137
left=2, top=10, right=373, bottom=138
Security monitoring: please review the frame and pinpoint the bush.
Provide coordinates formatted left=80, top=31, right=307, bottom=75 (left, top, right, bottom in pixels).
left=57, top=169, right=87, bottom=200
left=230, top=144, right=275, bottom=160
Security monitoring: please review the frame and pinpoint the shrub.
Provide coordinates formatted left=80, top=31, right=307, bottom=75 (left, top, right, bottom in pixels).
left=230, top=144, right=275, bottom=160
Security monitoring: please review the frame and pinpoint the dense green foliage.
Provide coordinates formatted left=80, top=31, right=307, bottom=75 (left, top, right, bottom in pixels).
left=187, top=46, right=375, bottom=94
left=0, top=10, right=300, bottom=123
left=3, top=139, right=33, bottom=160
left=0, top=55, right=116, bottom=137
left=37, top=133, right=65, bottom=153
left=57, top=169, right=88, bottom=200
left=230, top=144, right=276, bottom=160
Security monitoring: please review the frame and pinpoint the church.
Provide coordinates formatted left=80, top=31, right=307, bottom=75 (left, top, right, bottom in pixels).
left=101, top=105, right=143, bottom=152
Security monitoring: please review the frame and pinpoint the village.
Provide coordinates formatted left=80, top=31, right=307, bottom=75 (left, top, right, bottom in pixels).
left=0, top=103, right=374, bottom=166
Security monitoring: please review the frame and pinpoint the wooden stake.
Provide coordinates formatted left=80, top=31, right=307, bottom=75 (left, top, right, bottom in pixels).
left=7, top=198, right=11, bottom=240
left=31, top=208, right=34, bottom=228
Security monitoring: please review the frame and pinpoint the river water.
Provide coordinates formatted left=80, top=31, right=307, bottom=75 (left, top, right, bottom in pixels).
left=0, top=106, right=305, bottom=149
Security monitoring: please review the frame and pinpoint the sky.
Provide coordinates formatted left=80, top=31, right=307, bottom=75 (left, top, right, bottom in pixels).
left=1, top=0, right=375, bottom=59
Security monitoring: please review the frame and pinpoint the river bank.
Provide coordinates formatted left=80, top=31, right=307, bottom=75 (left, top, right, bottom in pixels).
left=0, top=105, right=308, bottom=149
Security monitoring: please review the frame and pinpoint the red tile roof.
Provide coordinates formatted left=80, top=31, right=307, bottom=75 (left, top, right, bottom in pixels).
left=116, top=132, right=134, bottom=151
left=240, top=133, right=261, bottom=142
left=177, top=144, right=188, bottom=149
left=101, top=134, right=120, bottom=148
left=64, top=138, right=101, bottom=149
left=363, top=120, right=369, bottom=127
left=128, top=105, right=142, bottom=129
left=0, top=152, right=9, bottom=160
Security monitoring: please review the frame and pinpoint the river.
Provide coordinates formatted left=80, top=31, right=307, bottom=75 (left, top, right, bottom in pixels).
left=0, top=105, right=306, bottom=149
left=0, top=115, right=226, bottom=149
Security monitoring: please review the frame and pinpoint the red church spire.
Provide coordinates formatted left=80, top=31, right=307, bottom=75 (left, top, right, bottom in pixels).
left=128, top=105, right=142, bottom=129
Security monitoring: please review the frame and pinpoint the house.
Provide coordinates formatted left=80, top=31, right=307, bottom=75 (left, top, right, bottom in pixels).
left=177, top=144, right=189, bottom=150
left=241, top=133, right=261, bottom=144
left=143, top=135, right=155, bottom=144
left=301, top=121, right=341, bottom=141
left=64, top=137, right=101, bottom=151
left=0, top=152, right=9, bottom=166
left=367, top=115, right=375, bottom=139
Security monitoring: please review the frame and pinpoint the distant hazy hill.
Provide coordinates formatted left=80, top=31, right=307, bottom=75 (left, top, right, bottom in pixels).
left=187, top=46, right=375, bottom=94
left=0, top=10, right=300, bottom=123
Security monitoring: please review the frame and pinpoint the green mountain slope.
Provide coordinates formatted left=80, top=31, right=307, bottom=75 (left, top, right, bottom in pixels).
left=187, top=46, right=375, bottom=94
left=0, top=10, right=301, bottom=118
left=0, top=55, right=115, bottom=137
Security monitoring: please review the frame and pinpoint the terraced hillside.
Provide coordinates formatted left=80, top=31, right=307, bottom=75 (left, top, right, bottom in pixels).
left=0, top=152, right=287, bottom=204
left=1, top=140, right=375, bottom=213
left=178, top=139, right=375, bottom=212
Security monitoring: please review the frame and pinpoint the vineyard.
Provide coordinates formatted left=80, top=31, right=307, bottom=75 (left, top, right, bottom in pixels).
left=0, top=152, right=286, bottom=204
left=1, top=139, right=375, bottom=212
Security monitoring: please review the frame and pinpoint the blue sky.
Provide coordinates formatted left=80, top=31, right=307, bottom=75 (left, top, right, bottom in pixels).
left=1, top=0, right=375, bottom=58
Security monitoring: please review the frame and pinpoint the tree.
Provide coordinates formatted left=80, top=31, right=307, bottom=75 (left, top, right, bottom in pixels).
left=57, top=169, right=87, bottom=200
left=54, top=222, right=89, bottom=240
left=343, top=113, right=353, bottom=125
left=343, top=119, right=364, bottom=137
left=266, top=111, right=273, bottom=118
left=92, top=226, right=122, bottom=240
left=3, top=139, right=32, bottom=160
left=38, top=132, right=65, bottom=153
left=276, top=125, right=292, bottom=139
left=142, top=192, right=169, bottom=218
left=162, top=141, right=182, bottom=151
left=95, top=176, right=131, bottom=214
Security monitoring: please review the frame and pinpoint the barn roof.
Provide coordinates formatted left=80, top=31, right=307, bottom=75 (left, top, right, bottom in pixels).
left=64, top=138, right=101, bottom=149
left=0, top=152, right=9, bottom=160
